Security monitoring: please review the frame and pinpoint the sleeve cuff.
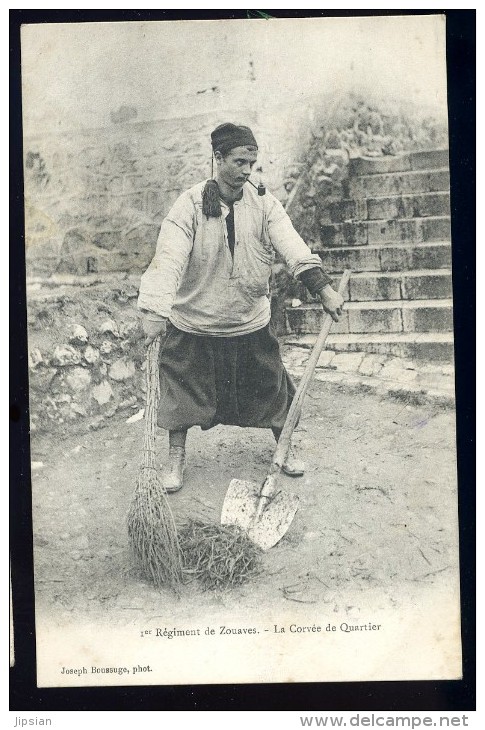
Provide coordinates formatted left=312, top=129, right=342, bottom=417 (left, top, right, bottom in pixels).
left=297, top=266, right=333, bottom=295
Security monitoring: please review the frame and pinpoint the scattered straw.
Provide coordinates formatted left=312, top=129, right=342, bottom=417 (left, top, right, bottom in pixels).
left=178, top=519, right=262, bottom=591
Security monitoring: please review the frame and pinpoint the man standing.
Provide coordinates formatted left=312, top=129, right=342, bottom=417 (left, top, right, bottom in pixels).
left=138, top=123, right=343, bottom=492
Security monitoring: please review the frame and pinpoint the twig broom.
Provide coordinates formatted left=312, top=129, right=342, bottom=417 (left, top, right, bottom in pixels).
left=127, top=336, right=183, bottom=589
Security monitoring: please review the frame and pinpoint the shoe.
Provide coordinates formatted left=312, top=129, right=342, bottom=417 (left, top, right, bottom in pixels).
left=162, top=446, right=186, bottom=493
left=282, top=448, right=305, bottom=477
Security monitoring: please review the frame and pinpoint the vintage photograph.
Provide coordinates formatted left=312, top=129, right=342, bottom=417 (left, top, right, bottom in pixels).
left=20, top=14, right=462, bottom=687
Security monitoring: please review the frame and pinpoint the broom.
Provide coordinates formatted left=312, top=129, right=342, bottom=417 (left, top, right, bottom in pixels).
left=127, top=336, right=183, bottom=589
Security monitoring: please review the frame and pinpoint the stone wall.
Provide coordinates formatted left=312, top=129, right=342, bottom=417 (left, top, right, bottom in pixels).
left=23, top=104, right=311, bottom=278
left=24, top=91, right=447, bottom=279
left=27, top=275, right=145, bottom=434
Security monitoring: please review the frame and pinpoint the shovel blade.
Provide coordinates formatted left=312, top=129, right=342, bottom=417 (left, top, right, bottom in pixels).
left=221, top=478, right=299, bottom=551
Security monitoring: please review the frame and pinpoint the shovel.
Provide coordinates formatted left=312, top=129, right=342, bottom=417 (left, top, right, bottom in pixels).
left=221, top=269, right=352, bottom=550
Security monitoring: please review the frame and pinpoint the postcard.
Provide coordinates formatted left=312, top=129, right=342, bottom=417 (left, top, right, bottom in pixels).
left=20, top=14, right=462, bottom=687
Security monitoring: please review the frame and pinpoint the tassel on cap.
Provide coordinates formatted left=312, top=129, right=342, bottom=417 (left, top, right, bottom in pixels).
left=202, top=179, right=222, bottom=218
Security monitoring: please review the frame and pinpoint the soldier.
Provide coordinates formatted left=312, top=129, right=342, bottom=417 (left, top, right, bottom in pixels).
left=138, top=123, right=343, bottom=492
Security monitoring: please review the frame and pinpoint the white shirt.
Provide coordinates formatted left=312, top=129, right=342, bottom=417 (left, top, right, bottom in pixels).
left=138, top=180, right=324, bottom=336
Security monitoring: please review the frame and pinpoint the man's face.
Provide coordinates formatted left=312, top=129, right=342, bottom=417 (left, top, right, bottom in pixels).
left=215, top=146, right=258, bottom=191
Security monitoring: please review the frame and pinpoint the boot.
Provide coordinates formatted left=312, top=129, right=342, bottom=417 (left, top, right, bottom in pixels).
left=162, top=446, right=186, bottom=493
left=282, top=446, right=305, bottom=477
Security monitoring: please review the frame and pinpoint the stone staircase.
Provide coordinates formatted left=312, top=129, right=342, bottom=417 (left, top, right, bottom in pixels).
left=286, top=149, right=454, bottom=361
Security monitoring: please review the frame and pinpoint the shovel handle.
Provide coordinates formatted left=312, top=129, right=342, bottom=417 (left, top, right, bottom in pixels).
left=272, top=269, right=352, bottom=472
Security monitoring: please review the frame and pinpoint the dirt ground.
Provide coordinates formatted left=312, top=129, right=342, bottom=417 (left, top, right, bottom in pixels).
left=30, top=376, right=460, bottom=631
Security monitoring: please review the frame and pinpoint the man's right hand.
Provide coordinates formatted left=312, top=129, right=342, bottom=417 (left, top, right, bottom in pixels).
left=142, top=315, right=168, bottom=345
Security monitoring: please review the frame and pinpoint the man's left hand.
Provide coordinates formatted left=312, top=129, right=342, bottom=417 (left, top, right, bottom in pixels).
left=319, top=285, right=344, bottom=322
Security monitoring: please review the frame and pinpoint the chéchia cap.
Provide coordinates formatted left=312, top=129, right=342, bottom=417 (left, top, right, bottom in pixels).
left=202, top=123, right=259, bottom=219
left=210, top=123, right=258, bottom=155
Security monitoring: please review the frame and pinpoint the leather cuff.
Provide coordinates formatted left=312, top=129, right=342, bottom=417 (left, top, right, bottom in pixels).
left=297, top=267, right=333, bottom=295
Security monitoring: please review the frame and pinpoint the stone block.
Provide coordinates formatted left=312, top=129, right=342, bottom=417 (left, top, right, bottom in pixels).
left=285, top=307, right=349, bottom=335
left=29, top=366, right=58, bottom=393
left=329, top=310, right=350, bottom=335
left=65, top=367, right=92, bottom=392
left=366, top=197, right=403, bottom=220
left=326, top=199, right=368, bottom=223
left=380, top=365, right=418, bottom=383
left=366, top=216, right=450, bottom=245
left=330, top=352, right=365, bottom=372
left=71, top=402, right=88, bottom=416
left=83, top=346, right=100, bottom=365
left=410, top=149, right=449, bottom=170
left=348, top=305, right=403, bottom=334
left=314, top=370, right=344, bottom=384
left=367, top=218, right=420, bottom=244
left=316, top=350, right=336, bottom=368
left=426, top=170, right=450, bottom=193
left=411, top=341, right=454, bottom=361
left=320, top=333, right=454, bottom=361
left=92, top=380, right=114, bottom=406
left=356, top=169, right=450, bottom=198
left=317, top=246, right=381, bottom=273
left=109, top=358, right=136, bottom=381
left=410, top=244, right=452, bottom=271
left=53, top=344, right=82, bottom=366
left=349, top=155, right=411, bottom=176
left=402, top=272, right=452, bottom=300
left=91, top=231, right=122, bottom=251
left=418, top=362, right=455, bottom=377
left=365, top=193, right=449, bottom=221
left=379, top=243, right=451, bottom=272
left=285, top=306, right=314, bottom=335
left=318, top=223, right=344, bottom=248
left=358, top=354, right=387, bottom=376
left=68, top=324, right=88, bottom=345
left=99, top=319, right=119, bottom=337
left=100, top=340, right=114, bottom=356
left=349, top=274, right=401, bottom=302
left=408, top=192, right=450, bottom=218
left=420, top=216, right=451, bottom=242
left=402, top=303, right=453, bottom=333
left=319, top=221, right=368, bottom=247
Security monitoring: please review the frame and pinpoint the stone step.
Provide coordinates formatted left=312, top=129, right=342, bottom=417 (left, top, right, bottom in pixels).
left=325, top=191, right=450, bottom=223
left=319, top=215, right=451, bottom=247
left=314, top=242, right=452, bottom=273
left=297, top=269, right=453, bottom=303
left=285, top=332, right=454, bottom=361
left=349, top=168, right=450, bottom=198
left=348, top=149, right=449, bottom=176
left=285, top=299, right=454, bottom=335
left=410, top=149, right=450, bottom=171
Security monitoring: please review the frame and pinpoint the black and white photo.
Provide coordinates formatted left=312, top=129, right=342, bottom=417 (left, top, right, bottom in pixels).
left=20, top=13, right=462, bottom=687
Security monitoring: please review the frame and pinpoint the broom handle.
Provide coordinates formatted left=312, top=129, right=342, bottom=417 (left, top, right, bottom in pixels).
left=271, top=269, right=351, bottom=474
left=142, top=336, right=161, bottom=470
